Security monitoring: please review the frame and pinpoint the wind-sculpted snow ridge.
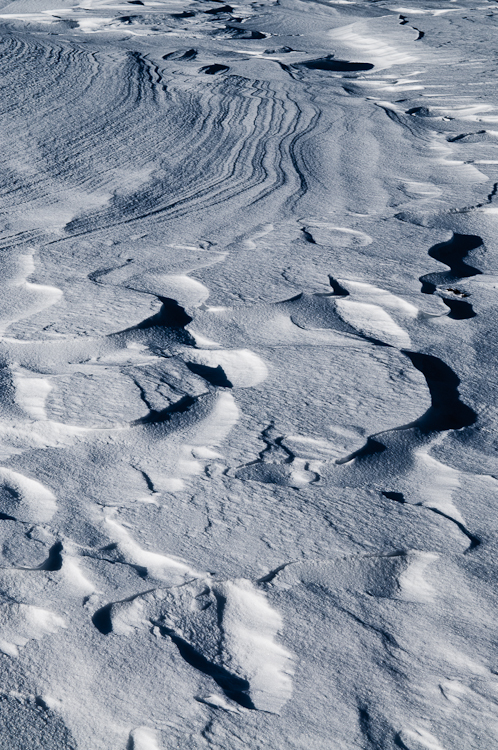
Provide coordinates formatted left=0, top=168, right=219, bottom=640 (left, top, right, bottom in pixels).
left=0, top=0, right=497, bottom=748
left=92, top=577, right=293, bottom=714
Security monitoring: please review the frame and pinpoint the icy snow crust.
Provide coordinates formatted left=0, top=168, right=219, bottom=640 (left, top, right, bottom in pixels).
left=0, top=0, right=496, bottom=747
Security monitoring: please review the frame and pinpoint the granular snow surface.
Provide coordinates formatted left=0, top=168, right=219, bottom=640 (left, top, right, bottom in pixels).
left=0, top=0, right=497, bottom=747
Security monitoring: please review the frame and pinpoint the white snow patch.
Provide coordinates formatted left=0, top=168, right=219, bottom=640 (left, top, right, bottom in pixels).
left=0, top=254, right=62, bottom=336
left=415, top=450, right=464, bottom=524
left=63, top=557, right=96, bottom=594
left=189, top=331, right=221, bottom=348
left=111, top=597, right=147, bottom=637
left=328, top=22, right=418, bottom=69
left=335, top=299, right=411, bottom=347
left=398, top=551, right=438, bottom=603
left=13, top=370, right=52, bottom=421
left=191, top=446, right=222, bottom=459
left=185, top=349, right=268, bottom=387
left=0, top=603, right=66, bottom=656
left=128, top=727, right=162, bottom=750
left=0, top=467, right=57, bottom=522
left=197, top=693, right=241, bottom=713
left=340, top=280, right=418, bottom=317
left=136, top=274, right=210, bottom=308
left=398, top=727, right=447, bottom=750
left=189, top=391, right=240, bottom=446
left=220, top=579, right=294, bottom=714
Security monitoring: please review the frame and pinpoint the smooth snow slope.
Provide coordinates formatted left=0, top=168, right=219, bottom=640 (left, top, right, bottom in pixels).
left=0, top=0, right=497, bottom=747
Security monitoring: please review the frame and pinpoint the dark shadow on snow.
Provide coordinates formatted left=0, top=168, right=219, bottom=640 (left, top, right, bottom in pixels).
left=419, top=234, right=483, bottom=321
left=295, top=57, right=374, bottom=72
left=186, top=362, right=233, bottom=388
left=155, top=623, right=256, bottom=710
left=403, top=352, right=477, bottom=432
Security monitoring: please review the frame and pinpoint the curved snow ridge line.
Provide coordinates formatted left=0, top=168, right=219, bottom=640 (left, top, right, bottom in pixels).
left=62, top=71, right=270, bottom=227
left=126, top=273, right=210, bottom=309
left=254, top=89, right=322, bottom=211
left=104, top=514, right=200, bottom=582
left=60, top=76, right=320, bottom=236
left=335, top=299, right=411, bottom=348
left=92, top=577, right=293, bottom=714
left=259, top=550, right=438, bottom=603
left=2, top=35, right=318, bottom=238
left=0, top=388, right=238, bottom=457
left=0, top=42, right=170, bottom=217
left=135, top=391, right=240, bottom=447
left=337, top=351, right=477, bottom=464
left=301, top=222, right=373, bottom=248
left=412, top=447, right=480, bottom=551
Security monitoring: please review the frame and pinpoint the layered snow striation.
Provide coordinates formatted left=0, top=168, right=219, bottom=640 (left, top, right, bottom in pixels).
left=0, top=0, right=496, bottom=749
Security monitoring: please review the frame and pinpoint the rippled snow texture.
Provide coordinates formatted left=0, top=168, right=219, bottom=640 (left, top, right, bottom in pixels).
left=0, top=0, right=497, bottom=748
